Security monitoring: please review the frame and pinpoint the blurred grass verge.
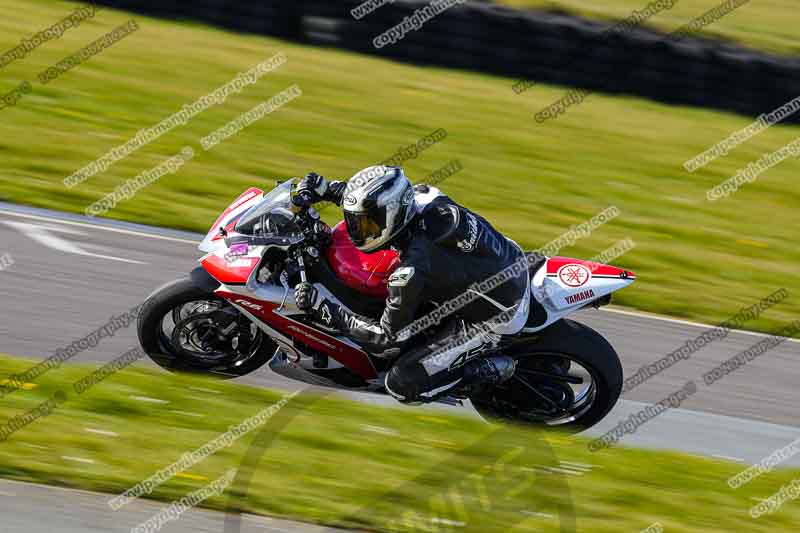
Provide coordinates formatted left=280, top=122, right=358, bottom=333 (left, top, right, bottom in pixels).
left=497, top=0, right=799, bottom=56
left=0, top=1, right=798, bottom=334
left=1, top=353, right=800, bottom=532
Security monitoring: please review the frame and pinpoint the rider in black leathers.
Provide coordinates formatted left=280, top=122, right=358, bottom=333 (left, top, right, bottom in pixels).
left=293, top=166, right=530, bottom=403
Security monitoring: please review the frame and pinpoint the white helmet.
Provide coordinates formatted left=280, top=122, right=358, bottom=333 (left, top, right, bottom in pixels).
left=342, top=166, right=416, bottom=253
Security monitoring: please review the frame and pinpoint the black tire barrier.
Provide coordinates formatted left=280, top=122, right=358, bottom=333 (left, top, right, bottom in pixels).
left=92, top=0, right=800, bottom=122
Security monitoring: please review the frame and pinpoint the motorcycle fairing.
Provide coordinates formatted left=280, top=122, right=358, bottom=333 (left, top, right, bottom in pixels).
left=524, top=256, right=636, bottom=332
left=200, top=249, right=263, bottom=285
left=215, top=289, right=379, bottom=381
left=199, top=187, right=264, bottom=253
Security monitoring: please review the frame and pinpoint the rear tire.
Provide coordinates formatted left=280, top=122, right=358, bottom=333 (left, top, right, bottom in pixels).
left=138, top=278, right=275, bottom=378
left=470, top=319, right=623, bottom=432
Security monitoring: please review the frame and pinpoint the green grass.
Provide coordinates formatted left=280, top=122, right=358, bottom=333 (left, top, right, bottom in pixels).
left=1, top=353, right=800, bottom=532
left=0, top=0, right=798, bottom=335
left=496, top=0, right=799, bottom=56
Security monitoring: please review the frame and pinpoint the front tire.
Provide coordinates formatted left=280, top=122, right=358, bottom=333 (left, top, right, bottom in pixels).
left=470, top=319, right=623, bottom=432
left=138, top=277, right=276, bottom=378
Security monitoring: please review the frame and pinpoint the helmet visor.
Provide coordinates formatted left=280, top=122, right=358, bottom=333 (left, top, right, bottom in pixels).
left=344, top=210, right=385, bottom=249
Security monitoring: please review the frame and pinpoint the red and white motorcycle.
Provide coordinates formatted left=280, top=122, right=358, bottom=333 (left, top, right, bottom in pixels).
left=138, top=180, right=635, bottom=431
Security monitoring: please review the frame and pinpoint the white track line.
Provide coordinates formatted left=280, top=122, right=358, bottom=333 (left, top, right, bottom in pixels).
left=559, top=460, right=594, bottom=469
left=601, top=307, right=800, bottom=344
left=558, top=463, right=592, bottom=472
left=3, top=204, right=796, bottom=343
left=188, top=386, right=221, bottom=394
left=20, top=443, right=48, bottom=450
left=533, top=465, right=585, bottom=476
left=430, top=518, right=466, bottom=527
left=61, top=456, right=95, bottom=464
left=129, top=395, right=169, bottom=404
left=170, top=410, right=205, bottom=418
left=0, top=478, right=131, bottom=501
left=712, top=454, right=745, bottom=462
left=0, top=209, right=198, bottom=245
left=363, top=425, right=401, bottom=437
left=84, top=428, right=119, bottom=437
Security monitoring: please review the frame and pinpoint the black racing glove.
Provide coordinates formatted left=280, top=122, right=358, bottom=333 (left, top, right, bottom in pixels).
left=293, top=172, right=329, bottom=208
left=294, top=282, right=319, bottom=312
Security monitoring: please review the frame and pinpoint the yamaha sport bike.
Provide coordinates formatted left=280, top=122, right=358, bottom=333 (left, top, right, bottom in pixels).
left=138, top=180, right=635, bottom=431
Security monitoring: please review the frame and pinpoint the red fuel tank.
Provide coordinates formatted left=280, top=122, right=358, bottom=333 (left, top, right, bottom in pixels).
left=325, top=222, right=400, bottom=298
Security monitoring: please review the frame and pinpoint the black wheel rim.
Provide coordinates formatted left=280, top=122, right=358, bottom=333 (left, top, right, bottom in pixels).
left=157, top=299, right=264, bottom=370
left=476, top=351, right=599, bottom=426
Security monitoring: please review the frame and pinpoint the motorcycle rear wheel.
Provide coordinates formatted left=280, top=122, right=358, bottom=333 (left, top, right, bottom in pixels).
left=470, top=319, right=623, bottom=432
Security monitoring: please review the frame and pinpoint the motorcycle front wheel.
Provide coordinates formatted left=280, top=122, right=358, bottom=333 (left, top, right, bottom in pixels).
left=137, top=277, right=276, bottom=378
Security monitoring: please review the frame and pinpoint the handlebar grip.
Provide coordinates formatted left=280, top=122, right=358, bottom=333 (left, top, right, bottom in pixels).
left=225, top=235, right=273, bottom=247
left=249, top=236, right=277, bottom=246
left=225, top=235, right=250, bottom=246
left=296, top=253, right=308, bottom=284
left=292, top=191, right=313, bottom=208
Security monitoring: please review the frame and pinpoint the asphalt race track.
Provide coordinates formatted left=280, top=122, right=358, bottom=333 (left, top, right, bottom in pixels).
left=1, top=202, right=799, bottom=531
left=0, top=478, right=342, bottom=533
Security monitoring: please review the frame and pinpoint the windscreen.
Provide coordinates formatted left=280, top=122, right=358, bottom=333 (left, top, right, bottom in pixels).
left=234, top=179, right=300, bottom=236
